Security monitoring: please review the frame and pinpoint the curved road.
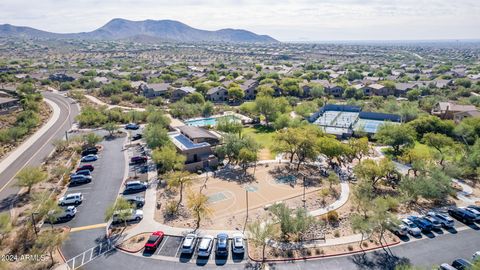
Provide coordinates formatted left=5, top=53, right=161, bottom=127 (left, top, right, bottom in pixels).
left=0, top=91, right=79, bottom=212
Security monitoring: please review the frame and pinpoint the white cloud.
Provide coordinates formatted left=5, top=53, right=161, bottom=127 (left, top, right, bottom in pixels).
left=0, top=0, right=479, bottom=41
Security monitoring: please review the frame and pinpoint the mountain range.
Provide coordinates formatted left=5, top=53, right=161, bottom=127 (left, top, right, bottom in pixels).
left=0, top=18, right=278, bottom=43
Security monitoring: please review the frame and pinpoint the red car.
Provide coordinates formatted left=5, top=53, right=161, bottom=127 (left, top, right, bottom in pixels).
left=144, top=231, right=164, bottom=251
left=77, top=164, right=94, bottom=172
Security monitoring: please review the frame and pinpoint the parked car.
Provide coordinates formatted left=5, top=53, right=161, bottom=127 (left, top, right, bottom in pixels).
left=427, top=211, right=455, bottom=228
left=438, top=263, right=457, bottom=270
left=81, top=154, right=98, bottom=162
left=132, top=134, right=142, bottom=141
left=197, top=235, right=214, bottom=257
left=422, top=215, right=442, bottom=230
left=58, top=193, right=83, bottom=206
left=467, top=205, right=480, bottom=212
left=451, top=258, right=472, bottom=270
left=389, top=223, right=408, bottom=236
left=181, top=233, right=197, bottom=254
left=215, top=233, right=229, bottom=257
left=123, top=181, right=148, bottom=194
left=48, top=206, right=77, bottom=222
left=125, top=123, right=140, bottom=130
left=77, top=164, right=94, bottom=172
left=73, top=169, right=91, bottom=177
left=112, top=209, right=143, bottom=224
left=130, top=156, right=147, bottom=165
left=448, top=207, right=476, bottom=223
left=81, top=147, right=98, bottom=156
left=69, top=174, right=92, bottom=185
left=407, top=216, right=433, bottom=232
left=462, top=207, right=480, bottom=221
left=231, top=233, right=245, bottom=254
left=144, top=231, right=165, bottom=252
left=401, top=218, right=421, bottom=236
left=123, top=195, right=145, bottom=208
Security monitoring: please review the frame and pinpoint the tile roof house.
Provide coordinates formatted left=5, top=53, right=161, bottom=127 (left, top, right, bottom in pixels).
left=240, top=79, right=258, bottom=100
left=453, top=110, right=480, bottom=123
left=432, top=101, right=479, bottom=120
left=395, top=83, right=417, bottom=96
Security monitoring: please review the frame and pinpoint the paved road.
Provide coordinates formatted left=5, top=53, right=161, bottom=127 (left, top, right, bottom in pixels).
left=0, top=91, right=79, bottom=212
left=61, top=132, right=128, bottom=259
left=80, top=227, right=480, bottom=270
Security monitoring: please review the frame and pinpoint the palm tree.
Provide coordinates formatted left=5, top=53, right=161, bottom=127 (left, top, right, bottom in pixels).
left=186, top=190, right=213, bottom=229
left=166, top=171, right=193, bottom=207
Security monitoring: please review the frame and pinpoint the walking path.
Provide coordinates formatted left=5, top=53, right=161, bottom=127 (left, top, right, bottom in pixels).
left=85, top=94, right=145, bottom=112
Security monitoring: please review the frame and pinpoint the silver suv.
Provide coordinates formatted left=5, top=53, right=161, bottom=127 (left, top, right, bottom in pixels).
left=58, top=193, right=83, bottom=205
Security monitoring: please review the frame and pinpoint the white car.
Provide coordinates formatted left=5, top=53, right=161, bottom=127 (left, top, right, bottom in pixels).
left=473, top=251, right=480, bottom=261
left=58, top=193, right=83, bottom=206
left=181, top=233, right=197, bottom=254
left=231, top=233, right=245, bottom=254
left=48, top=206, right=77, bottom=222
left=197, top=235, right=214, bottom=257
left=463, top=207, right=480, bottom=221
left=112, top=209, right=143, bottom=224
left=402, top=218, right=421, bottom=236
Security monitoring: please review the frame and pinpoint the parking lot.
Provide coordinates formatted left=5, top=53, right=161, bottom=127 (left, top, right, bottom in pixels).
left=142, top=234, right=247, bottom=266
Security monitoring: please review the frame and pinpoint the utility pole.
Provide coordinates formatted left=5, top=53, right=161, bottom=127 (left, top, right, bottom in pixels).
left=302, top=175, right=306, bottom=210
left=65, top=130, right=68, bottom=142
left=31, top=213, right=38, bottom=236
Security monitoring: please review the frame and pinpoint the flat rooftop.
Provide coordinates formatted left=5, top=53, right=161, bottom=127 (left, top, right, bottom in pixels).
left=168, top=132, right=210, bottom=151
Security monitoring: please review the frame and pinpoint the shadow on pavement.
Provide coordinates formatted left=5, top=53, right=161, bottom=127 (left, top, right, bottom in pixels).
left=232, top=252, right=245, bottom=263
left=196, top=255, right=210, bottom=266
left=179, top=253, right=193, bottom=263
left=350, top=250, right=410, bottom=270
left=214, top=254, right=228, bottom=266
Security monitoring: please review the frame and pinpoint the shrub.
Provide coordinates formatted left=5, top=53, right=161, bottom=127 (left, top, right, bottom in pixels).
left=347, top=245, right=353, bottom=251
left=110, top=95, right=121, bottom=104
left=164, top=200, right=178, bottom=216
left=327, top=210, right=339, bottom=223
left=333, top=230, right=340, bottom=238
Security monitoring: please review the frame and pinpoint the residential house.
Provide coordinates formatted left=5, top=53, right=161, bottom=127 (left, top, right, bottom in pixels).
left=170, top=87, right=196, bottom=102
left=369, top=83, right=394, bottom=97
left=206, top=86, right=228, bottom=103
left=432, top=101, right=479, bottom=120
left=139, top=83, right=170, bottom=99
left=49, top=73, right=76, bottom=82
left=394, top=83, right=416, bottom=96
left=325, top=83, right=344, bottom=97
left=453, top=110, right=480, bottom=123
left=240, top=80, right=258, bottom=100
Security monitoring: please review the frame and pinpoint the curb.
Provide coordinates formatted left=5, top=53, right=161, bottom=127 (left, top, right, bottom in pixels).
left=247, top=239, right=401, bottom=263
left=114, top=231, right=153, bottom=253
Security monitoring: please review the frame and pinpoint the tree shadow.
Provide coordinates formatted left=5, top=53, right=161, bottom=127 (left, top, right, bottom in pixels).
left=214, top=166, right=254, bottom=183
left=350, top=251, right=411, bottom=270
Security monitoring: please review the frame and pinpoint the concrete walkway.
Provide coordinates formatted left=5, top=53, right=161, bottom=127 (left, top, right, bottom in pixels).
left=85, top=94, right=145, bottom=112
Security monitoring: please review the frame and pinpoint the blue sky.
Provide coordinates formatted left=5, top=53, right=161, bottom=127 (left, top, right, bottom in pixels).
left=1, top=0, right=479, bottom=41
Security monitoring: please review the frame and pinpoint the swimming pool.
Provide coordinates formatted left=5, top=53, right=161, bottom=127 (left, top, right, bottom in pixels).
left=184, top=115, right=239, bottom=127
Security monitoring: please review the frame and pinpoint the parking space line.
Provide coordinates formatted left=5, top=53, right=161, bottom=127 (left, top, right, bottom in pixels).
left=174, top=240, right=182, bottom=257
left=156, top=236, right=169, bottom=254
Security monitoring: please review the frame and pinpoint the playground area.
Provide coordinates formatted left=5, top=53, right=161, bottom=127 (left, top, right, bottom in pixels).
left=155, top=163, right=340, bottom=230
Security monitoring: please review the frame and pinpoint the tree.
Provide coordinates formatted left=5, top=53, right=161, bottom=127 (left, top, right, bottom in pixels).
left=52, top=138, right=69, bottom=153
left=166, top=171, right=193, bottom=207
left=105, top=197, right=133, bottom=228
left=255, top=95, right=279, bottom=125
left=146, top=111, right=171, bottom=127
left=354, top=158, right=396, bottom=191
left=269, top=203, right=317, bottom=241
left=318, top=136, right=350, bottom=167
left=346, top=137, right=370, bottom=162
left=15, top=166, right=47, bottom=194
left=144, top=124, right=170, bottom=149
left=0, top=213, right=12, bottom=242
left=216, top=134, right=258, bottom=165
left=350, top=214, right=373, bottom=251
left=35, top=229, right=68, bottom=266
left=216, top=117, right=243, bottom=135
left=42, top=198, right=64, bottom=228
left=422, top=132, right=456, bottom=169
left=238, top=147, right=258, bottom=176
left=83, top=132, right=102, bottom=147
left=227, top=87, right=245, bottom=103
left=151, top=144, right=186, bottom=174
left=400, top=168, right=452, bottom=204
left=247, top=219, right=278, bottom=262
left=309, top=84, right=325, bottom=98
left=374, top=124, right=416, bottom=155
left=103, top=122, right=118, bottom=137
left=186, top=190, right=213, bottom=229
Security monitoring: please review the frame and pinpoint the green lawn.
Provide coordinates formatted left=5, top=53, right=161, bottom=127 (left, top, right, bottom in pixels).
left=242, top=125, right=276, bottom=149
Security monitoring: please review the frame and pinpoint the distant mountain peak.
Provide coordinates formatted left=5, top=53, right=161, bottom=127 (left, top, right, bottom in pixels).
left=0, top=19, right=278, bottom=43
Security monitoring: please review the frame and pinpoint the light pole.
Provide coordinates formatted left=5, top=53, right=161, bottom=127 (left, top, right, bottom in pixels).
left=302, top=175, right=306, bottom=210
left=31, top=212, right=39, bottom=236
left=243, top=189, right=249, bottom=233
